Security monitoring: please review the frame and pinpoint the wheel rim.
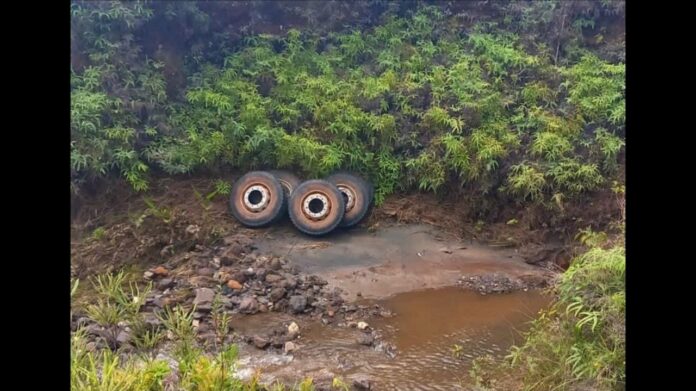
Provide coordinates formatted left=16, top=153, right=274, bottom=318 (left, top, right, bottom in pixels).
left=242, top=184, right=271, bottom=213
left=337, top=185, right=355, bottom=213
left=302, top=192, right=331, bottom=220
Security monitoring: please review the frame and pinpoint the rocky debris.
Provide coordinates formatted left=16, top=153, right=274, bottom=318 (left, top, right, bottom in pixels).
left=289, top=295, right=307, bottom=313
left=287, top=322, right=300, bottom=338
left=458, top=273, right=530, bottom=294
left=284, top=341, right=298, bottom=353
left=357, top=321, right=369, bottom=330
left=193, top=288, right=215, bottom=312
left=518, top=273, right=551, bottom=288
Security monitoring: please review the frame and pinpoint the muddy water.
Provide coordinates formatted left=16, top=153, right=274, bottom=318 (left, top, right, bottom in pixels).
left=234, top=224, right=551, bottom=389
left=234, top=287, right=549, bottom=390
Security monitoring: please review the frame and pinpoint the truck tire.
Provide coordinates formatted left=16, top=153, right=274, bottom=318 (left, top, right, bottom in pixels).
left=229, top=171, right=285, bottom=227
left=288, top=180, right=345, bottom=236
left=326, top=172, right=373, bottom=228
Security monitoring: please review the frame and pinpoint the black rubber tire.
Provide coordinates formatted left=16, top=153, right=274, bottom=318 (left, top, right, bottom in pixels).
left=288, top=180, right=345, bottom=236
left=229, top=171, right=285, bottom=227
left=326, top=172, right=373, bottom=228
left=268, top=170, right=302, bottom=199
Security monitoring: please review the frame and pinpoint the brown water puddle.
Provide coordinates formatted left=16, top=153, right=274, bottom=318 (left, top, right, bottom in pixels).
left=233, top=287, right=550, bottom=390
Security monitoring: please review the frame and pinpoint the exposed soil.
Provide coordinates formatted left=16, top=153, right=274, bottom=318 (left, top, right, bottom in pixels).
left=70, top=176, right=618, bottom=389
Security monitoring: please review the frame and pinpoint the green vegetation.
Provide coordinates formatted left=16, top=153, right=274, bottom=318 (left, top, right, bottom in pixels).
left=506, top=246, right=625, bottom=390
left=71, top=1, right=624, bottom=207
left=471, top=228, right=625, bottom=391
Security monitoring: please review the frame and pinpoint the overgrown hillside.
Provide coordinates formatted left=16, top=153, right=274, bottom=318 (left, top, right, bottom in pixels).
left=71, top=1, right=624, bottom=212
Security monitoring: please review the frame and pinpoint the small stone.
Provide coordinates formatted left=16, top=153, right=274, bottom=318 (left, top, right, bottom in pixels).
left=357, top=321, right=369, bottom=330
left=239, top=296, right=259, bottom=314
left=289, top=295, right=307, bottom=313
left=152, top=266, right=168, bottom=276
left=265, top=274, right=283, bottom=284
left=227, top=280, right=243, bottom=290
left=143, top=271, right=155, bottom=280
left=211, top=257, right=221, bottom=268
left=252, top=335, right=270, bottom=349
left=327, top=310, right=335, bottom=317
left=352, top=376, right=371, bottom=390
left=269, top=259, right=282, bottom=270
left=186, top=225, right=200, bottom=235
left=116, top=330, right=131, bottom=346
left=269, top=287, right=286, bottom=302
left=193, top=288, right=215, bottom=312
left=287, top=322, right=300, bottom=337
left=356, top=333, right=374, bottom=346
left=284, top=341, right=298, bottom=353
left=157, top=278, right=175, bottom=290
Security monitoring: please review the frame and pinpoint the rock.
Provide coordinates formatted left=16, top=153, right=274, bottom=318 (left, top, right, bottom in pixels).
left=143, top=271, right=155, bottom=280
left=157, top=278, right=175, bottom=290
left=116, top=329, right=131, bottom=346
left=186, top=225, right=200, bottom=235
left=284, top=341, right=298, bottom=353
left=141, top=313, right=163, bottom=330
left=269, top=287, right=286, bottom=302
left=231, top=271, right=247, bottom=284
left=152, top=266, right=168, bottom=276
left=193, top=288, right=215, bottom=312
left=85, top=324, right=103, bottom=336
left=255, top=268, right=267, bottom=279
left=356, top=333, right=374, bottom=346
left=269, top=259, right=282, bottom=270
left=252, top=335, right=270, bottom=349
left=227, top=279, right=243, bottom=290
left=327, top=310, right=335, bottom=317
left=357, top=321, right=369, bottom=330
left=211, top=257, right=221, bottom=268
left=287, top=322, right=300, bottom=337
left=243, top=267, right=255, bottom=277
left=238, top=296, right=259, bottom=314
left=289, top=295, right=307, bottom=313
left=352, top=376, right=371, bottom=390
left=265, top=274, right=283, bottom=284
